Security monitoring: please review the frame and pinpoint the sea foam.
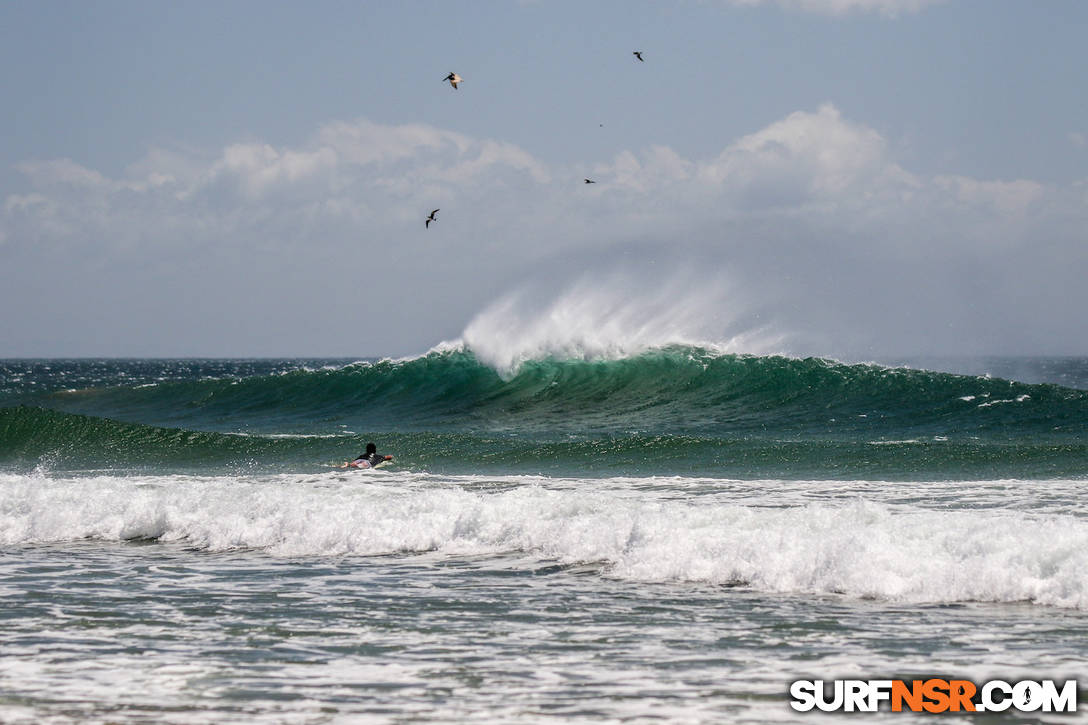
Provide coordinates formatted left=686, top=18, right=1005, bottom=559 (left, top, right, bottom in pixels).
left=3, top=472, right=1086, bottom=609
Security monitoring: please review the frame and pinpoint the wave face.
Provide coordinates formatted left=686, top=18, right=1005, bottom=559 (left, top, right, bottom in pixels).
left=3, top=349, right=1087, bottom=479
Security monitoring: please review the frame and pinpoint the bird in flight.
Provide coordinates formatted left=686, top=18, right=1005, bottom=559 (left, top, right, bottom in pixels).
left=633, top=51, right=644, bottom=62
left=426, top=209, right=440, bottom=228
left=443, top=72, right=462, bottom=89
left=584, top=179, right=596, bottom=184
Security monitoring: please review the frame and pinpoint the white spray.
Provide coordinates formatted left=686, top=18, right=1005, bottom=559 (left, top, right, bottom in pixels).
left=447, top=269, right=789, bottom=376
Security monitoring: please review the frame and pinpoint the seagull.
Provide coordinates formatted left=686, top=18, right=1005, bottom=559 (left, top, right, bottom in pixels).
left=443, top=72, right=462, bottom=89
left=584, top=179, right=596, bottom=184
left=633, top=51, right=644, bottom=62
left=426, top=209, right=439, bottom=228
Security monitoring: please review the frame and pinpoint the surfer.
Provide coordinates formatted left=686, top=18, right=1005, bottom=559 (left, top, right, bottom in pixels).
left=341, top=442, right=393, bottom=469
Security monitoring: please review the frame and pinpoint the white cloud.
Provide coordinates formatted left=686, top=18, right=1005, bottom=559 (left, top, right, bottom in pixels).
left=727, top=0, right=948, bottom=16
left=17, top=158, right=112, bottom=190
left=433, top=139, right=551, bottom=186
left=210, top=143, right=339, bottom=199
left=0, top=108, right=1070, bottom=252
left=934, top=175, right=1044, bottom=218
left=599, top=146, right=694, bottom=193
left=1070, top=132, right=1087, bottom=149
left=17, top=156, right=192, bottom=197
left=315, top=118, right=471, bottom=165
left=588, top=103, right=918, bottom=221
left=3, top=193, right=51, bottom=214
left=699, top=103, right=916, bottom=202
left=2, top=107, right=1085, bottom=357
left=182, top=119, right=552, bottom=206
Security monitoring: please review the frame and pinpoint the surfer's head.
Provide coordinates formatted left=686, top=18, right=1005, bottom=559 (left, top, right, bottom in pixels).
left=366, top=442, right=377, bottom=455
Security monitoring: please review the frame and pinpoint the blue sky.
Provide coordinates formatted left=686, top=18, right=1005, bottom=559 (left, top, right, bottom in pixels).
left=2, top=1, right=1086, bottom=359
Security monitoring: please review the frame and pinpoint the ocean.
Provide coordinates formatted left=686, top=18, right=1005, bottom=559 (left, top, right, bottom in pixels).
left=2, top=348, right=1087, bottom=723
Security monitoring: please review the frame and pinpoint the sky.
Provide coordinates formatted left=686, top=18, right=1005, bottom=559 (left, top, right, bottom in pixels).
left=1, top=0, right=1086, bottom=360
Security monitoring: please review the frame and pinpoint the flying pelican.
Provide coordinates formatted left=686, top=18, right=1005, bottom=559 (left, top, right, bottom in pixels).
left=426, top=209, right=439, bottom=228
left=633, top=51, right=644, bottom=62
left=443, top=72, right=462, bottom=89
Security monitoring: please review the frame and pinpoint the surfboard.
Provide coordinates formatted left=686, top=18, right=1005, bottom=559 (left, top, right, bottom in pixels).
left=337, top=459, right=392, bottom=470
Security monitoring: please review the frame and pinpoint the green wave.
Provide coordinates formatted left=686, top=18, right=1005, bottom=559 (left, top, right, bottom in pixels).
left=2, top=405, right=1085, bottom=480
left=0, top=406, right=293, bottom=471
left=22, top=347, right=1088, bottom=440
left=3, top=347, right=1087, bottom=479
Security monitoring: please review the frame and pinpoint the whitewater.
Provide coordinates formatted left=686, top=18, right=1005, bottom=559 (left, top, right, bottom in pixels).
left=2, top=319, right=1088, bottom=721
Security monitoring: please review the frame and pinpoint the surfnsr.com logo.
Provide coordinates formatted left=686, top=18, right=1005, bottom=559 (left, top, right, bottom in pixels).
left=789, top=679, right=1078, bottom=714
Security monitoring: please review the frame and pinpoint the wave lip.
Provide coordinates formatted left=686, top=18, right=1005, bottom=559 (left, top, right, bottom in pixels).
left=456, top=271, right=789, bottom=377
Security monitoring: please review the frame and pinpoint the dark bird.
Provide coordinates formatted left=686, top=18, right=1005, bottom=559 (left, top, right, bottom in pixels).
left=584, top=179, right=596, bottom=184
left=443, top=72, right=462, bottom=89
left=426, top=209, right=439, bottom=228
left=633, top=51, right=644, bottom=62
